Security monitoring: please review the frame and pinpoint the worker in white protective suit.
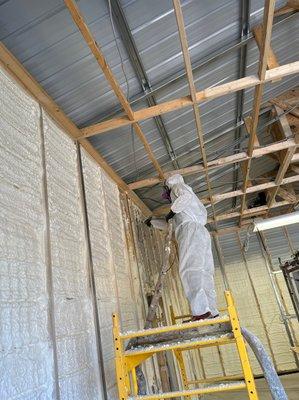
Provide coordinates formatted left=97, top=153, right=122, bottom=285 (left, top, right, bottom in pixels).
left=147, top=174, right=218, bottom=321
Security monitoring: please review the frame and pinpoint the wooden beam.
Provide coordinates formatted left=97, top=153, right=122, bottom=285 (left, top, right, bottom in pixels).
left=287, top=0, right=299, bottom=10
left=212, top=198, right=298, bottom=223
left=269, top=98, right=299, bottom=118
left=253, top=24, right=279, bottom=70
left=274, top=5, right=296, bottom=17
left=0, top=41, right=152, bottom=217
left=173, top=0, right=217, bottom=224
left=266, top=107, right=299, bottom=207
left=267, top=147, right=297, bottom=206
left=80, top=62, right=299, bottom=137
left=213, top=175, right=299, bottom=203
left=64, top=0, right=164, bottom=179
left=274, top=105, right=295, bottom=138
left=153, top=174, right=299, bottom=216
left=276, top=187, right=297, bottom=202
left=212, top=206, right=297, bottom=236
left=154, top=196, right=299, bottom=222
left=240, top=0, right=276, bottom=221
left=129, top=138, right=298, bottom=189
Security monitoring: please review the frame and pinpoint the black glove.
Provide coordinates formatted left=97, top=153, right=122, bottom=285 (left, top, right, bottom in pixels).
left=144, top=217, right=152, bottom=227
left=165, top=210, right=175, bottom=222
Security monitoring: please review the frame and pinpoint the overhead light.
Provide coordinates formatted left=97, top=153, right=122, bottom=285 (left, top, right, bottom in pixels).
left=253, top=211, right=299, bottom=232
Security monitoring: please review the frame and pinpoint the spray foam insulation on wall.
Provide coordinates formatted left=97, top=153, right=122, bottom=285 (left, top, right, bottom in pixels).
left=0, top=67, right=55, bottom=398
left=0, top=64, right=144, bottom=400
left=43, top=115, right=101, bottom=399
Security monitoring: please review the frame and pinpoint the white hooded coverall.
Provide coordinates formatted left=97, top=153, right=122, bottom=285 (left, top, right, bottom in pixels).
left=166, top=174, right=218, bottom=317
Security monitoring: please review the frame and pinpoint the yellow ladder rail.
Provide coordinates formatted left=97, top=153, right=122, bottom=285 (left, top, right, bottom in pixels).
left=226, top=291, right=258, bottom=400
left=112, top=290, right=259, bottom=400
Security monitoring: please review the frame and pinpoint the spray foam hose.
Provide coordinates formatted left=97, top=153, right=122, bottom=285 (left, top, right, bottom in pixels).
left=241, top=327, right=288, bottom=400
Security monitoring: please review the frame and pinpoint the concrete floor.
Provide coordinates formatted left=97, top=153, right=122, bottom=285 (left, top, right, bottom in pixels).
left=207, top=373, right=299, bottom=399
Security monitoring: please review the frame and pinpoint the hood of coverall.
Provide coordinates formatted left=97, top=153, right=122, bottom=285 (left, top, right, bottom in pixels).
left=166, top=174, right=207, bottom=226
left=166, top=174, right=193, bottom=198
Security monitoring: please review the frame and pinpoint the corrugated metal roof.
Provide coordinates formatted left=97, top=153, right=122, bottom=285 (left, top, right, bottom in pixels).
left=0, top=0, right=298, bottom=218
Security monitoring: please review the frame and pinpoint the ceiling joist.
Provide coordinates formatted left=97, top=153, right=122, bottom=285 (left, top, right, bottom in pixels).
left=129, top=138, right=298, bottom=189
left=267, top=105, right=299, bottom=207
left=212, top=197, right=298, bottom=223
left=173, top=0, right=217, bottom=224
left=240, top=0, right=276, bottom=223
left=80, top=62, right=299, bottom=138
left=153, top=174, right=299, bottom=216
left=64, top=0, right=164, bottom=179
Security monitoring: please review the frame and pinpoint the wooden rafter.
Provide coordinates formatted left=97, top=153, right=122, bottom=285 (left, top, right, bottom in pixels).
left=64, top=0, right=164, bottom=179
left=270, top=98, right=299, bottom=118
left=212, top=198, right=298, bottom=224
left=80, top=62, right=299, bottom=137
left=267, top=106, right=299, bottom=207
left=154, top=197, right=298, bottom=222
left=253, top=24, right=279, bottom=70
left=173, top=0, right=217, bottom=223
left=274, top=3, right=298, bottom=16
left=0, top=42, right=152, bottom=217
left=255, top=171, right=297, bottom=201
left=240, top=0, right=276, bottom=223
left=153, top=174, right=299, bottom=216
left=129, top=138, right=298, bottom=189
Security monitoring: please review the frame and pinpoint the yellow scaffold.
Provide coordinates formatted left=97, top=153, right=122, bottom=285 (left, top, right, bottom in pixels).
left=112, top=290, right=259, bottom=399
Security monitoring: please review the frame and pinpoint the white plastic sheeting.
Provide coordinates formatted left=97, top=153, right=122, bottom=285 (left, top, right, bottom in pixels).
left=0, top=68, right=55, bottom=398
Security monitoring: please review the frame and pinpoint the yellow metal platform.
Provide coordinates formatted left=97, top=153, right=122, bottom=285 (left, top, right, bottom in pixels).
left=112, top=290, right=259, bottom=399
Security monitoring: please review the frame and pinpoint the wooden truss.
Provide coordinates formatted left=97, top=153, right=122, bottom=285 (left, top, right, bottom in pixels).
left=0, top=0, right=298, bottom=226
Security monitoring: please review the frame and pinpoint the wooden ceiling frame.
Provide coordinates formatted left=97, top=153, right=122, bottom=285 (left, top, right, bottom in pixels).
left=267, top=106, right=299, bottom=207
left=64, top=0, right=164, bottom=180
left=80, top=62, right=299, bottom=137
left=154, top=195, right=298, bottom=222
left=239, top=0, right=276, bottom=224
left=129, top=138, right=298, bottom=189
left=2, top=1, right=297, bottom=224
left=152, top=174, right=299, bottom=216
left=210, top=197, right=298, bottom=224
left=172, top=0, right=217, bottom=224
left=62, top=0, right=299, bottom=225
left=0, top=42, right=152, bottom=217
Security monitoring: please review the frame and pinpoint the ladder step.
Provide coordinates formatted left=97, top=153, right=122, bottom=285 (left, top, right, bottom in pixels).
left=129, top=381, right=246, bottom=399
left=121, top=315, right=230, bottom=340
left=126, top=321, right=231, bottom=349
left=125, top=332, right=234, bottom=355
